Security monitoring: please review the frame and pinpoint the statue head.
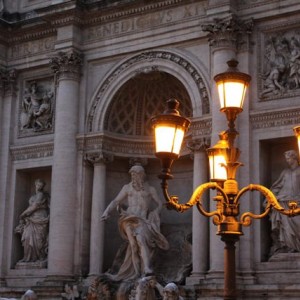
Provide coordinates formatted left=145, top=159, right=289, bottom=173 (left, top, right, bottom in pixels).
left=129, top=164, right=145, bottom=175
left=284, top=150, right=299, bottom=166
left=163, top=283, right=180, bottom=300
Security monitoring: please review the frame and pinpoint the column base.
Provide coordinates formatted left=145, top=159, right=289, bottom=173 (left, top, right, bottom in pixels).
left=185, top=272, right=206, bottom=285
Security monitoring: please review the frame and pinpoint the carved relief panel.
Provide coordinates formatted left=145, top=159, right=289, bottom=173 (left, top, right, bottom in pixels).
left=259, top=28, right=300, bottom=100
left=19, top=78, right=55, bottom=137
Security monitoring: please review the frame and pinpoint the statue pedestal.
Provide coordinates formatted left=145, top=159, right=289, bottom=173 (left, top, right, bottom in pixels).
left=268, top=252, right=300, bottom=262
left=15, top=260, right=47, bottom=269
left=256, top=253, right=300, bottom=285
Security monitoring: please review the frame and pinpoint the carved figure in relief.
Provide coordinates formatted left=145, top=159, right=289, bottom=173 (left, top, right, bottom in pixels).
left=100, top=165, right=169, bottom=281
left=260, top=34, right=300, bottom=97
left=21, top=81, right=53, bottom=131
left=268, top=150, right=300, bottom=256
left=289, top=37, right=300, bottom=88
left=15, top=179, right=50, bottom=263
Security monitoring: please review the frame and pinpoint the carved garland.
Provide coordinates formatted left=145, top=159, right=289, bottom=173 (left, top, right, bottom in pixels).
left=87, top=50, right=210, bottom=132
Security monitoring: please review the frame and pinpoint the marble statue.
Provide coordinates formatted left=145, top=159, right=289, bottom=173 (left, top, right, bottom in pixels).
left=134, top=276, right=163, bottom=300
left=269, top=150, right=300, bottom=255
left=21, top=290, right=38, bottom=300
left=162, top=283, right=183, bottom=300
left=15, top=179, right=50, bottom=263
left=100, top=165, right=169, bottom=281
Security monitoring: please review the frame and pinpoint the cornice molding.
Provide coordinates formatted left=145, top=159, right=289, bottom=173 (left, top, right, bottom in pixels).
left=250, top=108, right=300, bottom=130
left=80, top=0, right=186, bottom=26
left=10, top=142, right=53, bottom=161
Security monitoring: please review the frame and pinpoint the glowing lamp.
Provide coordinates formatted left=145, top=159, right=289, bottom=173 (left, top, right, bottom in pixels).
left=151, top=99, right=190, bottom=179
left=207, top=134, right=228, bottom=182
left=214, top=59, right=251, bottom=113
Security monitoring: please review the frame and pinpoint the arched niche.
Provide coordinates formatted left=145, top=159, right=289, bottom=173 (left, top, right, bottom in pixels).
left=87, top=49, right=211, bottom=134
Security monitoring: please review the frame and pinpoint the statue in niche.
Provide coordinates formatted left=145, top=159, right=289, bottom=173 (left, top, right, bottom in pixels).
left=20, top=81, right=54, bottom=132
left=268, top=150, right=300, bottom=256
left=100, top=165, right=169, bottom=281
left=15, top=179, right=50, bottom=264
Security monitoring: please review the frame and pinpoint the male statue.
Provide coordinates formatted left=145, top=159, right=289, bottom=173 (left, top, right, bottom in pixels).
left=101, top=165, right=169, bottom=281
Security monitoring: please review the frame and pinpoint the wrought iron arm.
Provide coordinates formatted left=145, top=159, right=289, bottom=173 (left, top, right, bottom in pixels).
left=161, top=179, right=229, bottom=218
left=236, top=184, right=300, bottom=226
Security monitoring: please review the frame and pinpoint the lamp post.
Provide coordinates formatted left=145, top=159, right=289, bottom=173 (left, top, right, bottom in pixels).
left=151, top=60, right=300, bottom=300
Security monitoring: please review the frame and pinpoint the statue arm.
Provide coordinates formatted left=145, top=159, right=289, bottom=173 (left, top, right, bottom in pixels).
left=100, top=185, right=128, bottom=221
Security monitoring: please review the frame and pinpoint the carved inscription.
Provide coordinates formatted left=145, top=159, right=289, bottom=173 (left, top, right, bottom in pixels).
left=9, top=37, right=55, bottom=59
left=85, top=3, right=205, bottom=42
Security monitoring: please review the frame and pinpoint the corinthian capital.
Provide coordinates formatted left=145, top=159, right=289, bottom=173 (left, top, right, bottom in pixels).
left=187, top=138, right=210, bottom=152
left=85, top=151, right=114, bottom=166
left=50, top=50, right=83, bottom=81
left=201, top=14, right=253, bottom=51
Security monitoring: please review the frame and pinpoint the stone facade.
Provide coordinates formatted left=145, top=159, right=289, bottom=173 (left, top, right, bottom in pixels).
left=0, top=0, right=299, bottom=299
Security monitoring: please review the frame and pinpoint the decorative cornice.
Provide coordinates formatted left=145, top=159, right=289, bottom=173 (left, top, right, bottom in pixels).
left=250, top=108, right=300, bottom=130
left=81, top=0, right=187, bottom=26
left=87, top=50, right=210, bottom=132
left=10, top=142, right=53, bottom=161
left=8, top=28, right=56, bottom=44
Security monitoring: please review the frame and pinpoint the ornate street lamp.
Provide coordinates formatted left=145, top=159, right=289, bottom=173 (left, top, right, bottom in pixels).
left=151, top=60, right=300, bottom=300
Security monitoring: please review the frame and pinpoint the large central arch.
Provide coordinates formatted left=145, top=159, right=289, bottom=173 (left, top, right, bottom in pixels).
left=86, top=49, right=211, bottom=134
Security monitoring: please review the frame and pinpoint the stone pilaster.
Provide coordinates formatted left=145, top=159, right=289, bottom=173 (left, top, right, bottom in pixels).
left=202, top=15, right=253, bottom=282
left=202, top=14, right=252, bottom=281
left=47, top=50, right=82, bottom=277
left=0, top=69, right=17, bottom=286
left=85, top=151, right=113, bottom=277
left=186, top=138, right=210, bottom=285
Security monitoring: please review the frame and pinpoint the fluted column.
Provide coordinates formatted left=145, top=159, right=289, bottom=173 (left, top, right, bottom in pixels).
left=47, top=51, right=82, bottom=277
left=85, top=152, right=113, bottom=277
left=0, top=69, right=17, bottom=286
left=186, top=138, right=210, bottom=285
left=202, top=15, right=253, bottom=281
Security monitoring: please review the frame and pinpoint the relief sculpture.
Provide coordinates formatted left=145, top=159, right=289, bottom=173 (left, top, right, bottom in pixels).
left=20, top=80, right=54, bottom=134
left=260, top=31, right=300, bottom=98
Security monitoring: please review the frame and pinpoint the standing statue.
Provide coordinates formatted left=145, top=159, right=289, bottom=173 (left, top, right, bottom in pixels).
left=100, top=165, right=169, bottom=281
left=269, top=150, right=300, bottom=255
left=15, top=179, right=50, bottom=263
